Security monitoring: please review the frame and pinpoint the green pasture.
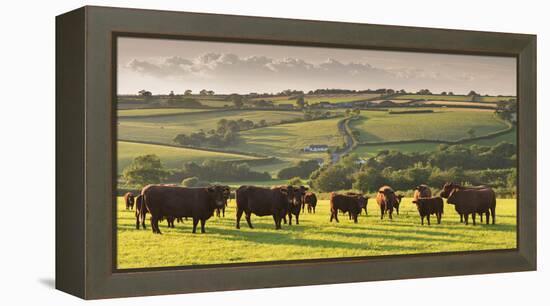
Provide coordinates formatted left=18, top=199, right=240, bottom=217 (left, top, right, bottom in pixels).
left=393, top=94, right=476, bottom=101
left=117, top=141, right=259, bottom=173
left=116, top=197, right=517, bottom=269
left=237, top=117, right=343, bottom=159
left=117, top=108, right=214, bottom=117
left=253, top=94, right=381, bottom=105
left=117, top=110, right=305, bottom=145
left=349, top=108, right=509, bottom=143
left=351, top=127, right=516, bottom=157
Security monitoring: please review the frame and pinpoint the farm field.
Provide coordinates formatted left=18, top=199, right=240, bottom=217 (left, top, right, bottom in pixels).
left=116, top=197, right=517, bottom=269
left=117, top=141, right=259, bottom=173
left=393, top=94, right=478, bottom=101
left=117, top=110, right=307, bottom=145
left=349, top=108, right=509, bottom=143
left=351, top=128, right=517, bottom=157
left=253, top=94, right=381, bottom=105
left=238, top=117, right=344, bottom=160
left=118, top=108, right=215, bottom=117
left=419, top=100, right=497, bottom=108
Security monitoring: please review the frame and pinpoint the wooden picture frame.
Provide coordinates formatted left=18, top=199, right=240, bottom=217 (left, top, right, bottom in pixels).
left=56, top=6, right=537, bottom=299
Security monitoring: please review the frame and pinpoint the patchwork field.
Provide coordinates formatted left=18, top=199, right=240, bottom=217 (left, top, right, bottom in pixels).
left=117, top=141, right=259, bottom=173
left=116, top=197, right=517, bottom=269
left=349, top=108, right=509, bottom=143
left=252, top=94, right=381, bottom=105
left=118, top=108, right=215, bottom=117
left=237, top=117, right=344, bottom=159
left=351, top=127, right=517, bottom=157
left=117, top=110, right=306, bottom=145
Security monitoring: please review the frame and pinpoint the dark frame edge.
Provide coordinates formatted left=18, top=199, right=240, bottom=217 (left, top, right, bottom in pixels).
left=517, top=36, right=537, bottom=270
left=55, top=7, right=87, bottom=299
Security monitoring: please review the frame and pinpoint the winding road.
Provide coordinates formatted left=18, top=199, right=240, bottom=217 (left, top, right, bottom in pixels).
left=331, top=117, right=356, bottom=163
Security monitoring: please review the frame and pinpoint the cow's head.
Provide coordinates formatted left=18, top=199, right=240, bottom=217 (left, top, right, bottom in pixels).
left=357, top=195, right=368, bottom=211
left=378, top=188, right=397, bottom=209
left=439, top=182, right=459, bottom=198
left=281, top=186, right=303, bottom=207
left=207, top=186, right=227, bottom=208
left=396, top=194, right=404, bottom=204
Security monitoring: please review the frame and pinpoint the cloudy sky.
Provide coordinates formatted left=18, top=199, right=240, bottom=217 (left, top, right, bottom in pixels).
left=117, top=37, right=516, bottom=96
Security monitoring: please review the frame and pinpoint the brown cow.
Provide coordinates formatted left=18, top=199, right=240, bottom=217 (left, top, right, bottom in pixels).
left=304, top=192, right=318, bottom=214
left=412, top=197, right=444, bottom=225
left=413, top=185, right=432, bottom=202
left=329, top=193, right=367, bottom=223
left=440, top=183, right=496, bottom=225
left=376, top=186, right=398, bottom=220
left=395, top=194, right=404, bottom=215
left=215, top=186, right=231, bottom=217
left=124, top=192, right=135, bottom=210
left=235, top=185, right=301, bottom=230
left=141, top=185, right=228, bottom=234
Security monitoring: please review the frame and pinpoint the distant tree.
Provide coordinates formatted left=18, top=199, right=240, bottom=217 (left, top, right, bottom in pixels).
left=386, top=89, right=395, bottom=95
left=181, top=176, right=200, bottom=187
left=441, top=91, right=447, bottom=95
left=138, top=89, right=152, bottom=97
left=467, top=128, right=476, bottom=138
left=168, top=90, right=175, bottom=97
left=288, top=177, right=303, bottom=186
left=296, top=96, right=305, bottom=108
left=448, top=91, right=454, bottom=95
left=399, top=89, right=407, bottom=94
left=122, top=154, right=168, bottom=186
left=468, top=90, right=479, bottom=96
left=352, top=167, right=384, bottom=193
left=232, top=95, right=244, bottom=108
left=184, top=89, right=192, bottom=96
left=207, top=90, right=215, bottom=95
left=199, top=89, right=208, bottom=95
left=416, top=89, right=432, bottom=95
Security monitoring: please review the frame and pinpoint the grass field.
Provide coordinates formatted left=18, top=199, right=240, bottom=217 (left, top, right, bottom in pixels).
left=117, top=141, right=259, bottom=173
left=238, top=117, right=343, bottom=160
left=252, top=94, right=381, bottom=105
left=118, top=110, right=306, bottom=145
left=116, top=197, right=516, bottom=269
left=350, top=108, right=509, bottom=143
left=352, top=127, right=517, bottom=157
left=118, top=108, right=215, bottom=117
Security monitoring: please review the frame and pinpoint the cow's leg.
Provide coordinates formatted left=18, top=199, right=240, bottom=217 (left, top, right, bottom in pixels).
left=245, top=212, right=254, bottom=229
left=236, top=208, right=243, bottom=229
left=353, top=214, right=358, bottom=224
left=192, top=218, right=199, bottom=233
left=388, top=209, right=393, bottom=220
left=491, top=207, right=496, bottom=224
left=427, top=215, right=431, bottom=226
left=460, top=214, right=463, bottom=223
left=136, top=213, right=140, bottom=229
left=380, top=207, right=384, bottom=220
left=141, top=211, right=147, bottom=230
left=364, top=207, right=368, bottom=216
left=152, top=216, right=161, bottom=234
left=288, top=213, right=293, bottom=226
left=313, top=206, right=316, bottom=214
left=334, top=211, right=339, bottom=223
left=296, top=213, right=300, bottom=225
left=348, top=212, right=352, bottom=220
left=200, top=219, right=206, bottom=233
left=272, top=214, right=280, bottom=230
left=472, top=213, right=476, bottom=226
left=282, top=214, right=287, bottom=224
left=302, top=203, right=305, bottom=213
left=330, top=211, right=334, bottom=222
left=421, top=215, right=424, bottom=225
left=464, top=214, right=469, bottom=225
left=216, top=208, right=220, bottom=218
left=479, top=213, right=483, bottom=223
left=222, top=206, right=225, bottom=218
left=437, top=213, right=442, bottom=224
left=396, top=206, right=399, bottom=215
left=485, top=211, right=490, bottom=225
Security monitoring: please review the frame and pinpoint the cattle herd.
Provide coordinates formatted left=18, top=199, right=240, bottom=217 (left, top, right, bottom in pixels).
left=122, top=182, right=497, bottom=235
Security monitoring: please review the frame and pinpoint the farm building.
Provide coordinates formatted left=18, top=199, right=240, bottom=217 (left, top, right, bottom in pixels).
left=304, top=144, right=329, bottom=152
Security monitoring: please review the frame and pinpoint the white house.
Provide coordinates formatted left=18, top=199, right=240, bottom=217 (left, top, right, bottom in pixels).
left=304, top=144, right=329, bottom=152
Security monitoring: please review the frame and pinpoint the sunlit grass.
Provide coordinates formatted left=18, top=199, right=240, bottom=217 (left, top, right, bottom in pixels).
left=117, top=197, right=516, bottom=269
